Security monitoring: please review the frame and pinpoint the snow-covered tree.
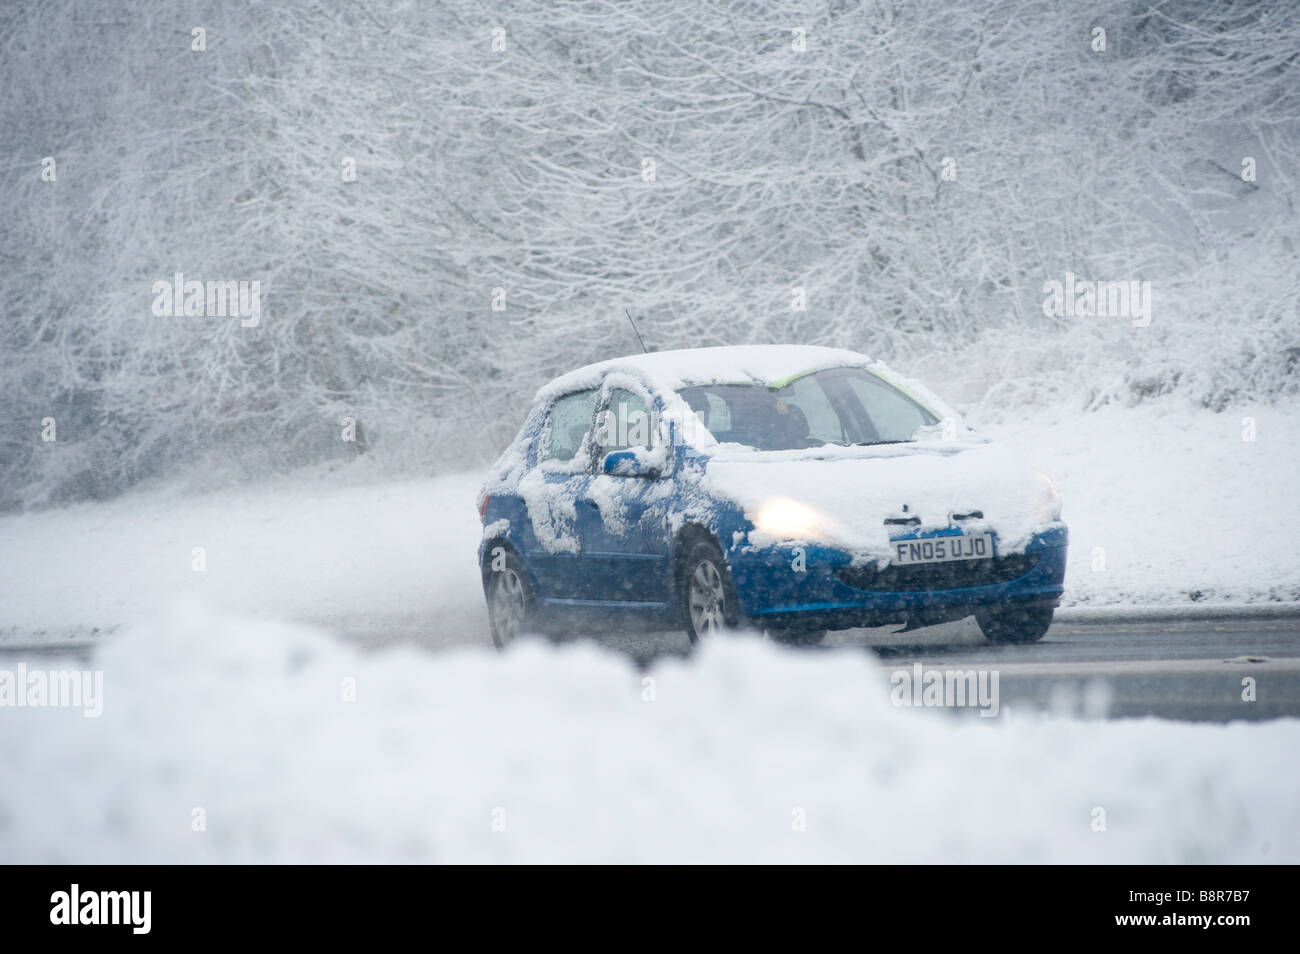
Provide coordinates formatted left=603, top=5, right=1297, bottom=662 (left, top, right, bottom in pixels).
left=1, top=0, right=1296, bottom=507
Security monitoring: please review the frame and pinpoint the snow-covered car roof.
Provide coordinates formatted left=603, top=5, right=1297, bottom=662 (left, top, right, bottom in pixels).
left=535, top=344, right=873, bottom=401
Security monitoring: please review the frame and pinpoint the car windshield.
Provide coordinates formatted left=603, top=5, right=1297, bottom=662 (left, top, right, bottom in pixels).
left=677, top=366, right=938, bottom=452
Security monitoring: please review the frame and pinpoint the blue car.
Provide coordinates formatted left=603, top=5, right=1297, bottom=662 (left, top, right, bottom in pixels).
left=478, top=345, right=1067, bottom=648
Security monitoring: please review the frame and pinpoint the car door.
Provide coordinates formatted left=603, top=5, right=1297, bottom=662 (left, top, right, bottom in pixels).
left=576, top=384, right=674, bottom=604
left=521, top=387, right=599, bottom=601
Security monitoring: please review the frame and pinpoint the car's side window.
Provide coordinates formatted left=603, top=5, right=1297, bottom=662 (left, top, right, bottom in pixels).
left=595, top=387, right=654, bottom=461
left=541, top=389, right=598, bottom=463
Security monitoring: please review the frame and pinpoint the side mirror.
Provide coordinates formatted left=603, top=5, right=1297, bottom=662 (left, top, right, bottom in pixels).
left=602, top=445, right=667, bottom=478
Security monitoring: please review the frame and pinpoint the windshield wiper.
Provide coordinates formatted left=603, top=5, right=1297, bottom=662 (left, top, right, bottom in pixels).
left=848, top=440, right=911, bottom=447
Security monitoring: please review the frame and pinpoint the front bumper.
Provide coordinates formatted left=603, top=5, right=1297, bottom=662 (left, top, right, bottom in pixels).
left=728, top=523, right=1068, bottom=631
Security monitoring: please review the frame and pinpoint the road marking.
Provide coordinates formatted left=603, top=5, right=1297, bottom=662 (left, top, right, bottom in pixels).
left=923, top=657, right=1300, bottom=678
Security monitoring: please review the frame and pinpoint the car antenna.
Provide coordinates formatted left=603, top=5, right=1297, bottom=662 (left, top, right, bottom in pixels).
left=624, top=308, right=649, bottom=354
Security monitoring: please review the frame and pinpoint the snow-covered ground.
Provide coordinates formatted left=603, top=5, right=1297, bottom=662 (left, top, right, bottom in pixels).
left=0, top=396, right=1295, bottom=643
left=981, top=399, right=1300, bottom=606
left=0, top=471, right=486, bottom=643
left=2, top=608, right=1297, bottom=863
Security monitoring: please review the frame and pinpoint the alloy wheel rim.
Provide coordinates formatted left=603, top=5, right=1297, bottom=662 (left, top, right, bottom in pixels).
left=491, top=568, right=525, bottom=643
left=689, top=559, right=726, bottom=636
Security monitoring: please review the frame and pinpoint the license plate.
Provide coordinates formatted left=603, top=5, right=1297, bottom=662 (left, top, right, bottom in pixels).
left=891, top=532, right=993, bottom=566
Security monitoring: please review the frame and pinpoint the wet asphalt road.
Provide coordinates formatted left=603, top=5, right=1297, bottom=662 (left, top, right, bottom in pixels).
left=853, top=618, right=1300, bottom=722
left=546, top=614, right=1300, bottom=722
left=3, top=614, right=1298, bottom=723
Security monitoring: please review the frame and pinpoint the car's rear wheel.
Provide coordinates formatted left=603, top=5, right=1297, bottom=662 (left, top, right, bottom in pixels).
left=485, top=550, right=535, bottom=649
left=766, top=627, right=828, bottom=647
left=976, top=604, right=1053, bottom=644
left=680, top=539, right=740, bottom=644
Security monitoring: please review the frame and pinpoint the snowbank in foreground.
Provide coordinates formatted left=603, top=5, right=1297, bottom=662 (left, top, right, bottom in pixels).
left=1, top=607, right=1296, bottom=863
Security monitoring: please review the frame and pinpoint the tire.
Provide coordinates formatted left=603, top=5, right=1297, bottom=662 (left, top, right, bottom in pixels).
left=679, top=538, right=741, bottom=644
left=484, top=549, right=536, bottom=649
left=767, top=628, right=828, bottom=647
left=976, top=604, right=1054, bottom=644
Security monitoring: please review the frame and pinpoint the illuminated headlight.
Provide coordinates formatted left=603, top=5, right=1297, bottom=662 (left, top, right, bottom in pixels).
left=754, top=498, right=825, bottom=541
left=1032, top=471, right=1063, bottom=522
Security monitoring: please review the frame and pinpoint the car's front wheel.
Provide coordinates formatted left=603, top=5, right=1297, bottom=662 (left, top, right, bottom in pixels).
left=976, top=603, right=1054, bottom=644
left=485, top=550, right=536, bottom=649
left=680, top=539, right=741, bottom=644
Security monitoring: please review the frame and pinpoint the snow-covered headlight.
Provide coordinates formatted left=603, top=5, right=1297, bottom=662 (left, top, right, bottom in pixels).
left=1032, top=471, right=1063, bottom=523
left=754, top=498, right=826, bottom=541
